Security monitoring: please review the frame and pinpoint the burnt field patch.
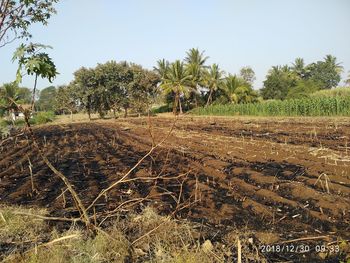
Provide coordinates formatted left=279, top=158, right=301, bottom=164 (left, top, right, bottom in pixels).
left=1, top=117, right=350, bottom=262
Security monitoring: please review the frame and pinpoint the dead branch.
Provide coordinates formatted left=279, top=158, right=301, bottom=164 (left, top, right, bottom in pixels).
left=273, top=235, right=331, bottom=244
left=12, top=211, right=81, bottom=223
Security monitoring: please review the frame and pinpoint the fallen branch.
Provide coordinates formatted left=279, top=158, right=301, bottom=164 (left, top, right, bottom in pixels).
left=12, top=211, right=82, bottom=223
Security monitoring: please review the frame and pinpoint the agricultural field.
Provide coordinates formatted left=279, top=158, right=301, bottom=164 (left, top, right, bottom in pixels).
left=1, top=115, right=350, bottom=262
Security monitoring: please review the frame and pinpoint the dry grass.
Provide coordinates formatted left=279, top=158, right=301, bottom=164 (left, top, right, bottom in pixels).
left=1, top=206, right=229, bottom=263
left=2, top=205, right=349, bottom=262
left=0, top=206, right=48, bottom=243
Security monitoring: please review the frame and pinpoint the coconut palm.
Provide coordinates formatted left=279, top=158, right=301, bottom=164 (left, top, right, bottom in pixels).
left=223, top=75, right=257, bottom=104
left=203, top=64, right=224, bottom=106
left=185, top=48, right=208, bottom=107
left=160, top=60, right=191, bottom=114
left=154, top=59, right=170, bottom=80
left=292, top=58, right=305, bottom=78
left=0, top=82, right=20, bottom=124
left=345, top=71, right=350, bottom=86
left=324, top=54, right=343, bottom=74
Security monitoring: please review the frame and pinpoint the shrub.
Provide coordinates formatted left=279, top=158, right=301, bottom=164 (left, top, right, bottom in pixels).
left=30, top=111, right=55, bottom=125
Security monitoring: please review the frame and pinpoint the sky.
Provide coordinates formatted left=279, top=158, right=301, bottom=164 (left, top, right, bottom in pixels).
left=0, top=0, right=349, bottom=90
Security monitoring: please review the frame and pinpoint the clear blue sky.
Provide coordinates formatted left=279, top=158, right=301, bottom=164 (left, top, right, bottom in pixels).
left=0, top=0, right=349, bottom=90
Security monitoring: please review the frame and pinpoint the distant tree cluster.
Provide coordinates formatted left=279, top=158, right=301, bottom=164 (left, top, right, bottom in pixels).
left=155, top=48, right=258, bottom=114
left=53, top=61, right=160, bottom=119
left=261, top=55, right=343, bottom=100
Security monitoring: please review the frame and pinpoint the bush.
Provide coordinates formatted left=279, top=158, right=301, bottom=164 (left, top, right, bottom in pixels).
left=151, top=104, right=172, bottom=114
left=30, top=111, right=55, bottom=125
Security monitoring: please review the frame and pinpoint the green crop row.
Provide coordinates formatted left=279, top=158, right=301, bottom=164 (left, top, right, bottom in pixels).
left=190, top=97, right=350, bottom=117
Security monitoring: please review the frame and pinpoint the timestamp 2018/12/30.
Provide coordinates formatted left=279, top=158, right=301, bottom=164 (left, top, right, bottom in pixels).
left=259, top=244, right=340, bottom=254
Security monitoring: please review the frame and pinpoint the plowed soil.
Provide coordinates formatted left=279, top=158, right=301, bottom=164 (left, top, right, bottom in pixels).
left=1, top=116, right=350, bottom=262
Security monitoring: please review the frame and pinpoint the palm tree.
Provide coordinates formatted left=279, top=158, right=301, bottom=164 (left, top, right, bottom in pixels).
left=154, top=59, right=169, bottom=80
left=223, top=75, right=257, bottom=104
left=160, top=60, right=191, bottom=114
left=345, top=71, right=350, bottom=86
left=185, top=48, right=208, bottom=107
left=0, top=83, right=20, bottom=124
left=292, top=58, right=305, bottom=78
left=223, top=75, right=242, bottom=103
left=203, top=64, right=224, bottom=106
left=324, top=55, right=343, bottom=74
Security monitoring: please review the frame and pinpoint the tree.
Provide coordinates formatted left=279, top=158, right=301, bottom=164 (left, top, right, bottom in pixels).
left=203, top=64, right=224, bottom=106
left=37, top=85, right=56, bottom=111
left=185, top=48, right=208, bottom=108
left=223, top=75, right=257, bottom=104
left=0, top=82, right=20, bottom=123
left=306, top=55, right=343, bottom=89
left=286, top=79, right=321, bottom=99
left=291, top=58, right=306, bottom=78
left=160, top=60, right=191, bottom=114
left=13, top=43, right=58, bottom=112
left=261, top=65, right=298, bottom=100
left=54, top=85, right=77, bottom=119
left=239, top=66, right=256, bottom=85
left=345, top=71, right=350, bottom=86
left=128, top=64, right=160, bottom=115
left=0, top=0, right=58, bottom=47
left=17, top=86, right=32, bottom=103
left=154, top=59, right=169, bottom=81
left=71, top=67, right=97, bottom=120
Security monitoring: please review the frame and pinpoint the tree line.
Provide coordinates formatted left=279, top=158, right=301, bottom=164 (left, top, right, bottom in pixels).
left=1, top=49, right=349, bottom=119
left=261, top=55, right=344, bottom=100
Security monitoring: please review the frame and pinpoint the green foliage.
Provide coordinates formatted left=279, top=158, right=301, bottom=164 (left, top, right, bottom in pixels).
left=191, top=97, right=350, bottom=117
left=239, top=66, right=256, bottom=85
left=29, top=111, right=55, bottom=124
left=310, top=87, right=350, bottom=98
left=203, top=63, right=225, bottom=106
left=17, top=87, right=32, bottom=103
left=0, top=0, right=58, bottom=47
left=160, top=60, right=192, bottom=114
left=261, top=55, right=343, bottom=100
left=54, top=85, right=78, bottom=114
left=286, top=79, right=322, bottom=99
left=151, top=104, right=172, bottom=114
left=345, top=71, right=350, bottom=86
left=13, top=43, right=58, bottom=83
left=261, top=65, right=298, bottom=100
left=306, top=59, right=341, bottom=89
left=71, top=61, right=160, bottom=118
left=223, top=74, right=258, bottom=104
left=0, top=82, right=20, bottom=114
left=37, top=85, right=56, bottom=111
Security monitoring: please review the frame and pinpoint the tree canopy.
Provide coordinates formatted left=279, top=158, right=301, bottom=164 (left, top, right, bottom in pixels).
left=0, top=0, right=58, bottom=47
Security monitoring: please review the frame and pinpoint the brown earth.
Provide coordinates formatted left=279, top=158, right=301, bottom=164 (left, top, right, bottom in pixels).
left=1, top=115, right=350, bottom=262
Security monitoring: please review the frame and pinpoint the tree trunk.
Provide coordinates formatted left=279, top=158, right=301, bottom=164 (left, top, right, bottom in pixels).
left=206, top=89, right=213, bottom=107
left=9, top=109, right=15, bottom=126
left=113, top=108, right=116, bottom=119
left=124, top=107, right=128, bottom=118
left=179, top=96, right=183, bottom=114
left=70, top=110, right=73, bottom=121
left=31, top=74, right=38, bottom=112
left=87, top=96, right=91, bottom=120
left=173, top=93, right=179, bottom=115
